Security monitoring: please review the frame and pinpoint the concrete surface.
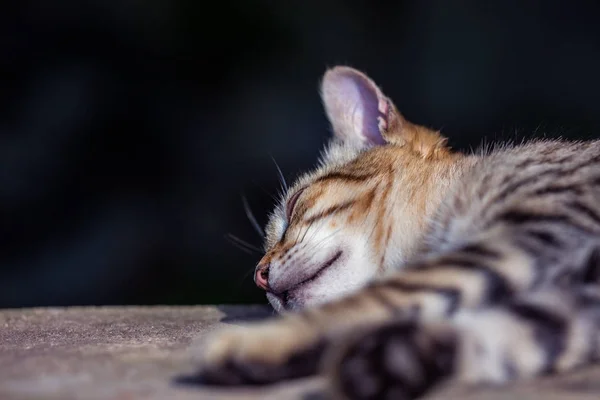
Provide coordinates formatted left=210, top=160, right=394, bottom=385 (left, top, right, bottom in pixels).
left=0, top=306, right=599, bottom=400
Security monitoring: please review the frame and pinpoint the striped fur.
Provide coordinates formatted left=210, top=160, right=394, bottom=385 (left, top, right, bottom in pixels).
left=189, top=67, right=600, bottom=399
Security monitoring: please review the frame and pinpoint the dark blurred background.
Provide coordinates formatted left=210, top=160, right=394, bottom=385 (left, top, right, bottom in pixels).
left=1, top=1, right=600, bottom=308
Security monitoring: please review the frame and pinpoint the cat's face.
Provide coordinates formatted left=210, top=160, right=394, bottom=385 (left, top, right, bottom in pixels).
left=255, top=67, right=458, bottom=312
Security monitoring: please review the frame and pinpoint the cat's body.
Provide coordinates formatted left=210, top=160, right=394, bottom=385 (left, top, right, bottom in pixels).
left=189, top=67, right=600, bottom=400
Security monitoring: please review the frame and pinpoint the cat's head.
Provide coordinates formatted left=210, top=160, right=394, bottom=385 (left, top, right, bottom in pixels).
left=256, top=66, right=462, bottom=312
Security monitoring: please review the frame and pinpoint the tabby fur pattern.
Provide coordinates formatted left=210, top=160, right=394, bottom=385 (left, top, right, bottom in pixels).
left=186, top=66, right=600, bottom=400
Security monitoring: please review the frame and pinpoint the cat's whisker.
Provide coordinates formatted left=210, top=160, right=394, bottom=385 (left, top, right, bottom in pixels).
left=306, top=217, right=332, bottom=245
left=242, top=195, right=265, bottom=238
left=299, top=215, right=321, bottom=245
left=304, top=227, right=342, bottom=254
left=303, top=220, right=327, bottom=248
left=226, top=240, right=255, bottom=255
left=298, top=208, right=331, bottom=246
left=300, top=219, right=312, bottom=243
left=258, top=184, right=281, bottom=204
left=225, top=233, right=263, bottom=254
left=236, top=266, right=259, bottom=286
left=270, top=155, right=288, bottom=192
left=294, top=212, right=306, bottom=245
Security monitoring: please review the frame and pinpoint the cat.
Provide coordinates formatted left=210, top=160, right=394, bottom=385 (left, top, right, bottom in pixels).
left=189, top=66, right=600, bottom=399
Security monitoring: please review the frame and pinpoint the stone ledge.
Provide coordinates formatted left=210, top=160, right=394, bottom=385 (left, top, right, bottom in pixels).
left=0, top=306, right=598, bottom=400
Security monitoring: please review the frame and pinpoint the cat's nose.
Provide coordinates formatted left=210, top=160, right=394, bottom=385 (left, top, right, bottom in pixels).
left=254, top=264, right=270, bottom=291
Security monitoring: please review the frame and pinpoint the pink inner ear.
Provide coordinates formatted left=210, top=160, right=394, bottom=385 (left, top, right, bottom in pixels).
left=344, top=72, right=387, bottom=145
left=323, top=68, right=388, bottom=146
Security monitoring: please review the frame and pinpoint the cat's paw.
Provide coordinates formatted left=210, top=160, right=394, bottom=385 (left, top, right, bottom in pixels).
left=195, top=319, right=325, bottom=385
left=326, top=322, right=456, bottom=400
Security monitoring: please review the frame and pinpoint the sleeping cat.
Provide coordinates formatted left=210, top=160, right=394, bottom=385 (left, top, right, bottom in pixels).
left=191, top=66, right=600, bottom=399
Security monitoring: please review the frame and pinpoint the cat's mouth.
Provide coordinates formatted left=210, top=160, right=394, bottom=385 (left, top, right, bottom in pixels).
left=267, top=250, right=344, bottom=312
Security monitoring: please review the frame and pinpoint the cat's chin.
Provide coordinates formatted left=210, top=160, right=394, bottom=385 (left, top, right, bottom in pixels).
left=266, top=292, right=287, bottom=313
left=266, top=288, right=338, bottom=313
left=266, top=291, right=310, bottom=313
left=265, top=249, right=350, bottom=313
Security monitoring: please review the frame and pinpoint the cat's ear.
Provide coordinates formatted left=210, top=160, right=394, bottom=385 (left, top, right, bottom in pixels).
left=320, top=66, right=449, bottom=157
left=320, top=66, right=391, bottom=147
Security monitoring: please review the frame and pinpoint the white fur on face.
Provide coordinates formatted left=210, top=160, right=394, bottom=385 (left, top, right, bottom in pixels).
left=260, top=139, right=383, bottom=312
left=265, top=221, right=378, bottom=312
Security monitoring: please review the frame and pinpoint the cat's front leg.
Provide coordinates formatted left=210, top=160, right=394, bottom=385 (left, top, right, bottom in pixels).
left=197, top=318, right=324, bottom=384
left=196, top=298, right=394, bottom=385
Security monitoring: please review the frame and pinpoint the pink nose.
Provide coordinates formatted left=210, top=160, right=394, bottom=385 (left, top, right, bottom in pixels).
left=254, top=265, right=269, bottom=291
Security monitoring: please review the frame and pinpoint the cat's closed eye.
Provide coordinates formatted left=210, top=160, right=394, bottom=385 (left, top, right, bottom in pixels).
left=286, top=188, right=305, bottom=221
